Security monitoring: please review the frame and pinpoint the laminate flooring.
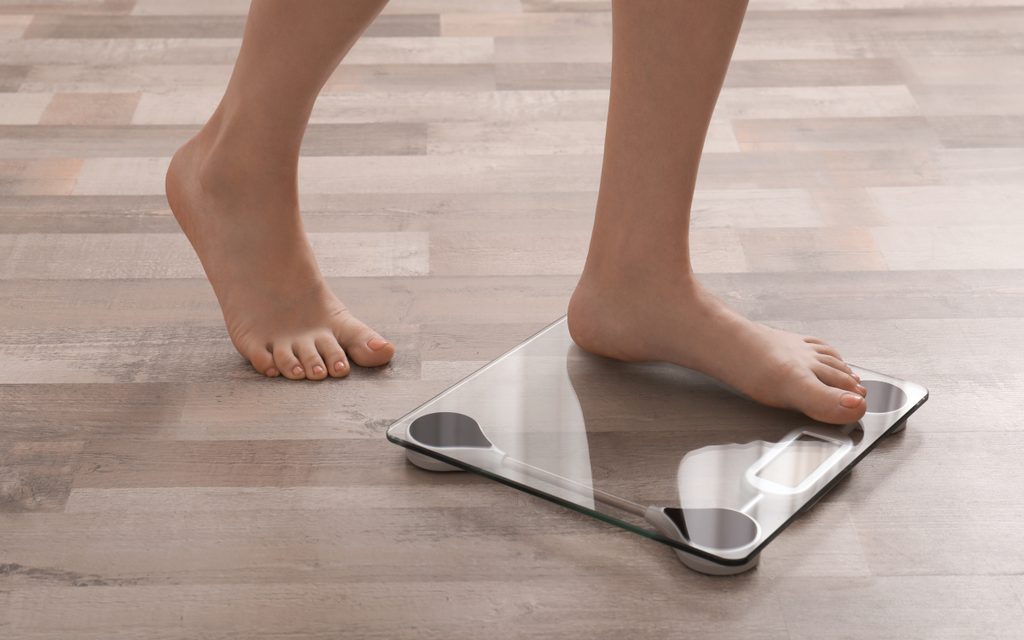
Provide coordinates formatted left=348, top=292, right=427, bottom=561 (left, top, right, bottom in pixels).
left=2, top=0, right=1024, bottom=638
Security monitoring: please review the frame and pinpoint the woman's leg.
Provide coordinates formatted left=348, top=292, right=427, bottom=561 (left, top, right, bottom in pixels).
left=568, top=0, right=868, bottom=424
left=166, top=0, right=394, bottom=380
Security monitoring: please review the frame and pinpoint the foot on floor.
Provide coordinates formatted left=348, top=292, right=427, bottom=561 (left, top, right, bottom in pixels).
left=166, top=132, right=394, bottom=380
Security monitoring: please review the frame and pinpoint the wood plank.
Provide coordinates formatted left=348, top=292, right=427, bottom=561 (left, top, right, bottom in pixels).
left=724, top=58, right=906, bottom=88
left=132, top=89, right=614, bottom=125
left=0, top=157, right=82, bottom=195
left=0, top=324, right=423, bottom=385
left=0, top=94, right=53, bottom=125
left=738, top=227, right=889, bottom=272
left=494, top=62, right=609, bottom=90
left=0, top=276, right=575, bottom=328
left=0, top=578, right=792, bottom=639
left=927, top=115, right=1024, bottom=149
left=441, top=12, right=612, bottom=37
left=871, top=225, right=1024, bottom=270
left=22, top=14, right=440, bottom=39
left=776, top=576, right=1024, bottom=640
left=324, top=63, right=497, bottom=92
left=932, top=148, right=1024, bottom=186
left=0, top=64, right=30, bottom=92
left=823, top=149, right=944, bottom=187
left=0, top=123, right=428, bottom=157
left=69, top=155, right=608, bottom=196
left=869, top=185, right=1024, bottom=226
left=0, top=383, right=187, bottom=439
left=0, top=440, right=83, bottom=513
left=0, top=15, right=34, bottom=38
left=733, top=117, right=942, bottom=152
left=0, top=232, right=430, bottom=279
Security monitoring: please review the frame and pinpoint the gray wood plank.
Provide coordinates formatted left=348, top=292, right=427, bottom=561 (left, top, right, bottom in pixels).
left=776, top=576, right=1024, bottom=640
left=927, top=115, right=1024, bottom=149
left=0, top=123, right=427, bottom=158
left=724, top=58, right=906, bottom=88
left=733, top=117, right=943, bottom=152
left=0, top=64, right=30, bottom=92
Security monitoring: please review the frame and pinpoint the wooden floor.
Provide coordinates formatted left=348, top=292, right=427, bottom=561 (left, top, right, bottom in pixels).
left=2, top=0, right=1024, bottom=637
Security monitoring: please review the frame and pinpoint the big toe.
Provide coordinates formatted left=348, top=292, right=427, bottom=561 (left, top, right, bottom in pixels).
left=249, top=345, right=279, bottom=377
left=800, top=378, right=868, bottom=424
left=337, top=316, right=394, bottom=368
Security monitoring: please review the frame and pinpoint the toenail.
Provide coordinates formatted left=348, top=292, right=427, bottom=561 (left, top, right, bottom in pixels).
left=292, top=366, right=303, bottom=376
left=313, top=365, right=324, bottom=374
left=334, top=361, right=346, bottom=371
left=266, top=367, right=278, bottom=377
left=852, top=373, right=861, bottom=382
left=857, top=384, right=867, bottom=395
left=840, top=393, right=863, bottom=408
left=368, top=338, right=389, bottom=351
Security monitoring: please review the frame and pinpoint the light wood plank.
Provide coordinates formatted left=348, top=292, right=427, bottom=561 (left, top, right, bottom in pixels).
left=0, top=93, right=52, bottom=125
left=871, top=225, right=1024, bottom=270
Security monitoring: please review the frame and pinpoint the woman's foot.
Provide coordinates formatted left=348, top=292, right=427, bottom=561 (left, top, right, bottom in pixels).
left=567, top=268, right=867, bottom=425
left=165, top=128, right=394, bottom=380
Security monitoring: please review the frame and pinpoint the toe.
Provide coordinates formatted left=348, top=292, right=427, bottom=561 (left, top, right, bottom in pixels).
left=798, top=373, right=868, bottom=424
left=273, top=344, right=306, bottom=380
left=822, top=388, right=867, bottom=424
left=809, top=341, right=844, bottom=362
left=812, top=361, right=864, bottom=396
left=249, top=345, right=278, bottom=377
left=315, top=335, right=349, bottom=378
left=296, top=341, right=328, bottom=380
left=815, top=353, right=855, bottom=377
left=337, top=315, right=395, bottom=368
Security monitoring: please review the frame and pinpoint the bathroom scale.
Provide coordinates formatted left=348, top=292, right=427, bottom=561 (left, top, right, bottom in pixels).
left=386, top=317, right=928, bottom=574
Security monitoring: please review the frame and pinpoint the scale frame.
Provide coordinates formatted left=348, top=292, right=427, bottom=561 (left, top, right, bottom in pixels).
left=387, top=317, right=928, bottom=574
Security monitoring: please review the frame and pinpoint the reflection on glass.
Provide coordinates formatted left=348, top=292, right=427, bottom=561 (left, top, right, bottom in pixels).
left=409, top=412, right=490, bottom=448
left=862, top=380, right=909, bottom=414
left=756, top=434, right=842, bottom=489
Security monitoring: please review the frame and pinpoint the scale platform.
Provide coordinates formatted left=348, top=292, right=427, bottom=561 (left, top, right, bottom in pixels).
left=386, top=317, right=928, bottom=575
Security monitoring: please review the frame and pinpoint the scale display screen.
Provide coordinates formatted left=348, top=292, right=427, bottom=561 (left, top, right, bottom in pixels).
left=755, top=434, right=842, bottom=488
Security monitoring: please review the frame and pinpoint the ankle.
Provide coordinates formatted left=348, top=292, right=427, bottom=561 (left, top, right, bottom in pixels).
left=579, top=248, right=697, bottom=298
left=189, top=129, right=299, bottom=205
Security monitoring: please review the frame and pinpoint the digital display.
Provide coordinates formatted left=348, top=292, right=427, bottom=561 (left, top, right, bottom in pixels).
left=756, top=434, right=842, bottom=488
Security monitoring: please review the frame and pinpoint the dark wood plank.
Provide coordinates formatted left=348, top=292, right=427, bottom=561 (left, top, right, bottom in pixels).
left=0, top=65, right=30, bottom=92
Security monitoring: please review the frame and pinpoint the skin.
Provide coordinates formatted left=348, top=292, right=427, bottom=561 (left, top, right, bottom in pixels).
left=166, top=0, right=868, bottom=423
left=166, top=0, right=395, bottom=380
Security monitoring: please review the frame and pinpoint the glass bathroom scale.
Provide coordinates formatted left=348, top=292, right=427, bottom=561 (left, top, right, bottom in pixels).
left=386, top=317, right=928, bottom=574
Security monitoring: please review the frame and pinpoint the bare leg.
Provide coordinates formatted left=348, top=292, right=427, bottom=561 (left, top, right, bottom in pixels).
left=166, top=0, right=394, bottom=379
left=568, top=0, right=867, bottom=424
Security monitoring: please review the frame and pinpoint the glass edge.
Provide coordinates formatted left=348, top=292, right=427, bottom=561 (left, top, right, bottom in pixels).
left=387, top=434, right=756, bottom=568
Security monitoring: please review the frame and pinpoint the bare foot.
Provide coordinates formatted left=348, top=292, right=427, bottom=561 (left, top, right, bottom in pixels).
left=567, top=270, right=866, bottom=425
left=166, top=131, right=394, bottom=380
